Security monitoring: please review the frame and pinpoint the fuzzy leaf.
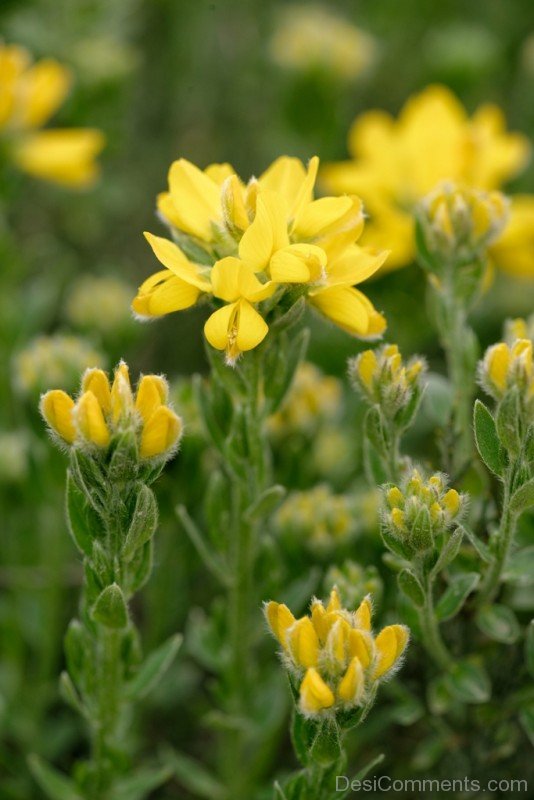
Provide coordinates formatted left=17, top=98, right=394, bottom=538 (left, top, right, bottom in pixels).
left=519, top=706, right=534, bottom=747
left=509, top=479, right=534, bottom=517
left=436, top=572, right=479, bottom=621
left=91, top=583, right=128, bottom=629
left=503, top=546, right=534, bottom=587
left=446, top=659, right=491, bottom=704
left=432, top=526, right=464, bottom=575
left=27, top=755, right=83, bottom=800
left=364, top=406, right=389, bottom=455
left=397, top=569, right=425, bottom=607
left=113, top=766, right=174, bottom=800
left=473, top=400, right=504, bottom=476
left=245, top=485, right=286, bottom=522
left=495, top=387, right=521, bottom=455
left=59, top=671, right=86, bottom=717
left=65, top=471, right=101, bottom=556
left=166, top=749, right=227, bottom=800
left=476, top=604, right=520, bottom=644
left=310, top=718, right=342, bottom=767
left=122, top=484, right=158, bottom=559
left=127, top=633, right=182, bottom=700
left=461, top=524, right=491, bottom=563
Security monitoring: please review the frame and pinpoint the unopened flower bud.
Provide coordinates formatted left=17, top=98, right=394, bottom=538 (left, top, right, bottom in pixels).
left=350, top=343, right=426, bottom=420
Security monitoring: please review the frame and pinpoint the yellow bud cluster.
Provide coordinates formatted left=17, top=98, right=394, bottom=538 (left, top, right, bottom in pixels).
left=13, top=334, right=105, bottom=396
left=350, top=343, right=425, bottom=416
left=265, top=589, right=409, bottom=718
left=384, top=469, right=464, bottom=551
left=40, top=362, right=182, bottom=460
left=420, top=181, right=509, bottom=259
left=274, top=485, right=354, bottom=553
left=480, top=336, right=534, bottom=407
left=268, top=362, right=342, bottom=437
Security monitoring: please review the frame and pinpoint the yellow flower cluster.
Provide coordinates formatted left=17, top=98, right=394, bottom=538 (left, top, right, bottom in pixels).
left=350, top=343, right=425, bottom=417
left=419, top=182, right=509, bottom=262
left=268, top=362, right=342, bottom=437
left=269, top=5, right=376, bottom=80
left=384, top=470, right=464, bottom=552
left=322, top=85, right=533, bottom=277
left=133, top=156, right=388, bottom=362
left=480, top=333, right=534, bottom=408
left=274, top=485, right=354, bottom=552
left=66, top=275, right=136, bottom=335
left=40, top=362, right=182, bottom=460
left=0, top=43, right=104, bottom=186
left=265, top=589, right=409, bottom=718
left=13, top=334, right=105, bottom=396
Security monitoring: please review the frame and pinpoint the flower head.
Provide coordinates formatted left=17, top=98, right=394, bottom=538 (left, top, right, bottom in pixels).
left=479, top=317, right=534, bottom=413
left=322, top=85, right=532, bottom=276
left=350, top=343, right=426, bottom=419
left=0, top=43, right=104, bottom=186
left=274, top=485, right=355, bottom=554
left=265, top=588, right=409, bottom=719
left=134, top=155, right=389, bottom=362
left=40, top=362, right=182, bottom=461
left=382, top=469, right=465, bottom=554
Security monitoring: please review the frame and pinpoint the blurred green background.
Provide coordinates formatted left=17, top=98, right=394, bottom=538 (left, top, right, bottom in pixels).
left=1, top=1, right=533, bottom=797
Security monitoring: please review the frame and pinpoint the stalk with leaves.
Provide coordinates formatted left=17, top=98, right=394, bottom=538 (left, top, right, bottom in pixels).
left=34, top=363, right=183, bottom=800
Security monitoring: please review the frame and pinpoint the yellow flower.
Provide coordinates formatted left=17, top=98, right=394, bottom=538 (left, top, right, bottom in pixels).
left=40, top=363, right=182, bottom=460
left=137, top=155, right=390, bottom=356
left=265, top=589, right=409, bottom=718
left=203, top=257, right=276, bottom=363
left=0, top=43, right=104, bottom=187
left=322, top=84, right=532, bottom=276
left=480, top=335, right=534, bottom=405
left=350, top=342, right=426, bottom=415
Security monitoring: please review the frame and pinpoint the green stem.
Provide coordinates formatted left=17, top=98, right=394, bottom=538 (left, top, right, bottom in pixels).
left=419, top=571, right=453, bottom=670
left=92, top=627, right=122, bottom=798
left=476, top=473, right=516, bottom=608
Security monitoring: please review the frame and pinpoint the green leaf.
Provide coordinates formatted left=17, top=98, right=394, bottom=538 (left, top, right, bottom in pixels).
left=519, top=706, right=534, bottom=747
left=176, top=505, right=231, bottom=587
left=461, top=524, right=491, bottom=564
left=509, top=479, right=534, bottom=517
left=27, top=755, right=83, bottom=800
left=351, top=752, right=385, bottom=782
left=122, top=484, right=158, bottom=559
left=310, top=718, right=342, bottom=767
left=127, top=633, right=182, bottom=700
left=410, top=505, right=434, bottom=551
left=446, top=659, right=491, bottom=704
left=363, top=436, right=388, bottom=485
left=59, top=671, right=86, bottom=717
left=64, top=620, right=92, bottom=691
left=65, top=471, right=101, bottom=556
left=473, top=400, right=505, bottom=476
left=503, top=546, right=534, bottom=587
left=427, top=674, right=454, bottom=715
left=166, top=749, right=227, bottom=799
left=381, top=528, right=413, bottom=560
left=266, top=327, right=309, bottom=412
left=526, top=621, right=534, bottom=679
left=91, top=583, right=128, bottom=629
left=114, top=766, right=174, bottom=800
left=432, top=526, right=464, bottom=575
left=364, top=406, right=389, bottom=455
left=397, top=569, right=425, bottom=607
left=436, top=572, right=479, bottom=620
left=291, top=709, right=317, bottom=767
left=495, top=387, right=521, bottom=455
left=476, top=604, right=520, bottom=644
left=245, top=485, right=286, bottom=522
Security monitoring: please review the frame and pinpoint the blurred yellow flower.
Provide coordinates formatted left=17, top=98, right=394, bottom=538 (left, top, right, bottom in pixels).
left=0, top=43, right=104, bottom=187
left=269, top=5, right=376, bottom=81
left=322, top=85, right=532, bottom=277
left=135, top=155, right=389, bottom=361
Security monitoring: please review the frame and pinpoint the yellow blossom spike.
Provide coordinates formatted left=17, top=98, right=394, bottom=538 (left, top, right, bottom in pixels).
left=82, top=368, right=111, bottom=415
left=348, top=628, right=373, bottom=668
left=337, top=657, right=364, bottom=705
left=40, top=389, right=76, bottom=444
left=140, top=406, right=182, bottom=459
left=354, top=596, right=372, bottom=631
left=326, top=587, right=342, bottom=612
left=75, top=391, right=110, bottom=448
left=287, top=617, right=319, bottom=668
left=391, top=508, right=405, bottom=530
left=111, top=361, right=133, bottom=423
left=299, top=668, right=335, bottom=715
left=135, top=375, right=169, bottom=423
left=387, top=487, right=403, bottom=509
left=442, top=489, right=461, bottom=517
left=357, top=350, right=377, bottom=391
left=373, top=625, right=409, bottom=679
left=264, top=602, right=296, bottom=649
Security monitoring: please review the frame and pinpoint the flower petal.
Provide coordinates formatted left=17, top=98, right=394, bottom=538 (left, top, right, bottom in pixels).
left=292, top=195, right=353, bottom=238
left=238, top=190, right=289, bottom=270
left=167, top=158, right=221, bottom=240
left=13, top=128, right=105, bottom=187
left=309, top=285, right=369, bottom=335
left=144, top=232, right=211, bottom=290
left=270, top=243, right=326, bottom=283
left=236, top=300, right=269, bottom=352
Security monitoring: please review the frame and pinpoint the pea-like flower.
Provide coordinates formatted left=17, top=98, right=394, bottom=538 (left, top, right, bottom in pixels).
left=0, top=43, right=104, bottom=186
left=350, top=343, right=426, bottom=419
left=479, top=318, right=534, bottom=420
left=418, top=182, right=509, bottom=265
left=382, top=469, right=465, bottom=554
left=40, top=362, right=182, bottom=461
left=265, top=588, right=409, bottom=718
left=133, top=155, right=389, bottom=362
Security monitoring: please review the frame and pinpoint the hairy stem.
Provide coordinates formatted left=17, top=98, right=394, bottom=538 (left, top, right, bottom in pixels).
left=476, top=472, right=516, bottom=608
left=419, top=571, right=453, bottom=670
